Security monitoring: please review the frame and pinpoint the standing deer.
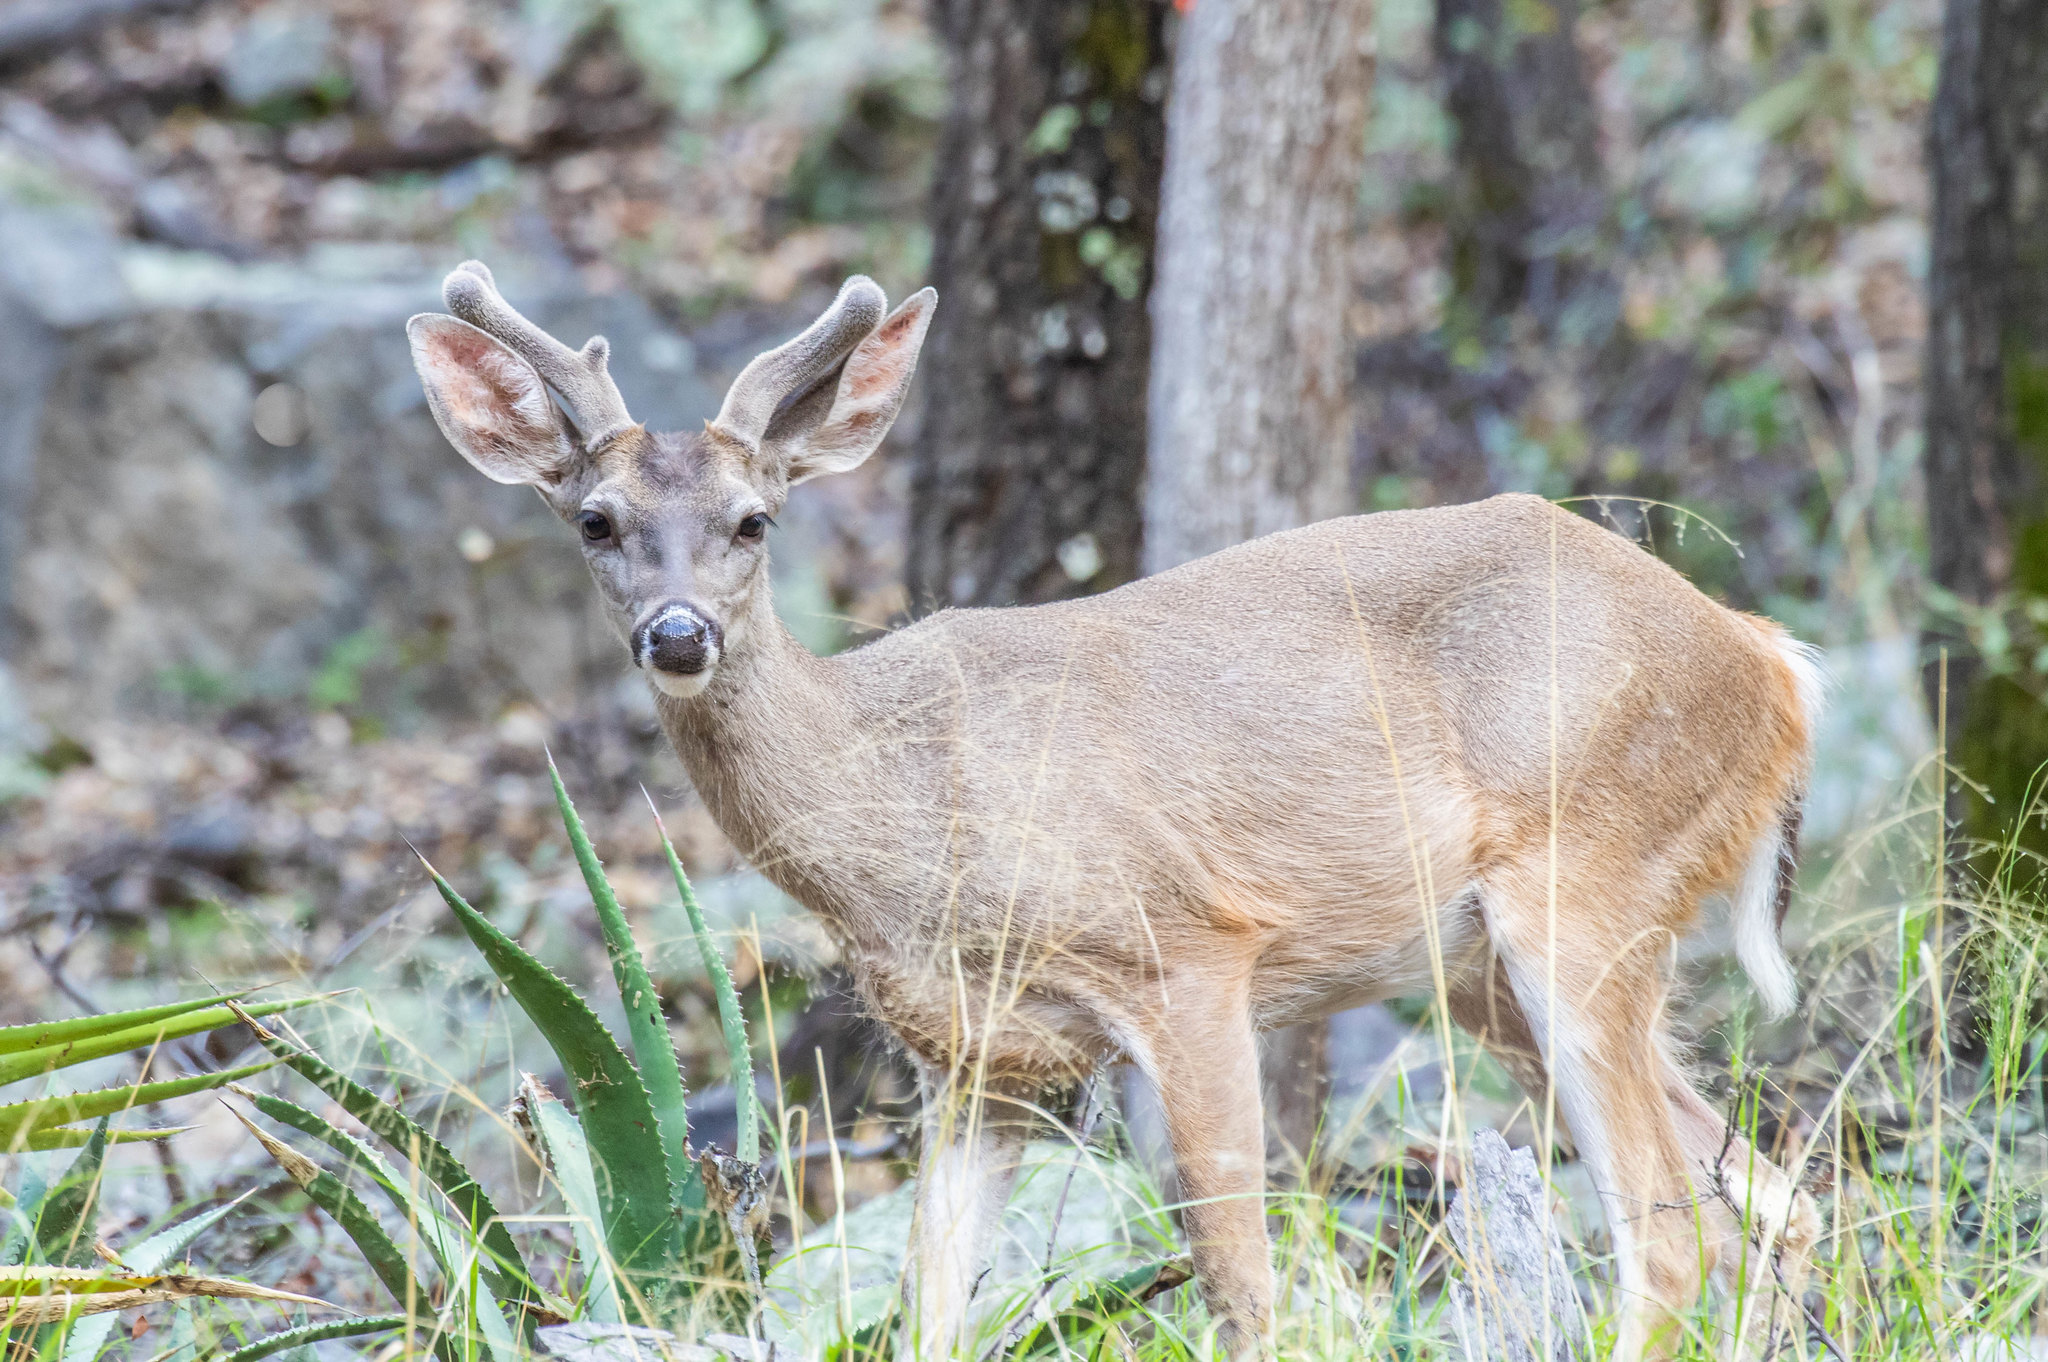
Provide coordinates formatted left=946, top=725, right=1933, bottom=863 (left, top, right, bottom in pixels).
left=409, top=264, right=1822, bottom=1358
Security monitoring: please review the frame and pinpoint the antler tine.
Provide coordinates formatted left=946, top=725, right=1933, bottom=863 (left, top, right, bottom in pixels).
left=441, top=260, right=636, bottom=451
left=712, top=276, right=888, bottom=447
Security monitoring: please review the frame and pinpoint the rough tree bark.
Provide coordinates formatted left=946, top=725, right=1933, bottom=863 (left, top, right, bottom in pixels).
left=1141, top=0, right=1372, bottom=574
left=1925, top=0, right=2048, bottom=858
left=1142, top=0, right=1372, bottom=1170
left=907, top=0, right=1168, bottom=610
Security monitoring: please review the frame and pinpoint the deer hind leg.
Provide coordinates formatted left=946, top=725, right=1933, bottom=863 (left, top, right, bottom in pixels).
left=1665, top=1064, right=1820, bottom=1352
left=1471, top=874, right=1713, bottom=1362
left=1132, top=978, right=1273, bottom=1357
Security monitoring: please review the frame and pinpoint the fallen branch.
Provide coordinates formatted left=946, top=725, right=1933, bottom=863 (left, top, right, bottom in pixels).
left=1445, top=1129, right=1590, bottom=1362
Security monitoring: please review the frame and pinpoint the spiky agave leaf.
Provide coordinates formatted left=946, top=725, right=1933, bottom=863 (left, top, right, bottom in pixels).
left=18, top=1128, right=189, bottom=1150
left=231, top=1090, right=521, bottom=1362
left=0, top=998, right=312, bottom=1088
left=0, top=994, right=271, bottom=1056
left=648, top=797, right=759, bottom=1167
left=228, top=1003, right=540, bottom=1326
left=516, top=1075, right=621, bottom=1326
left=417, top=856, right=682, bottom=1289
left=549, top=758, right=697, bottom=1206
left=30, top=1123, right=108, bottom=1268
left=217, top=1315, right=408, bottom=1362
left=0, top=1062, right=275, bottom=1151
left=58, top=1193, right=254, bottom=1362
left=227, top=1106, right=464, bottom=1362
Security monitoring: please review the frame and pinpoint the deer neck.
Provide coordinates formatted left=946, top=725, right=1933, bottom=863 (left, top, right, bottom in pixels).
left=652, top=579, right=862, bottom=882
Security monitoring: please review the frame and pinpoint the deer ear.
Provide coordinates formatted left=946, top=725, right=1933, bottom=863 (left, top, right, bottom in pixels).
left=763, top=288, right=934, bottom=486
left=408, top=313, right=578, bottom=486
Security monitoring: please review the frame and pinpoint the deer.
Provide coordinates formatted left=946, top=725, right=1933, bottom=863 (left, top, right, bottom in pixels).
left=407, top=263, right=1824, bottom=1359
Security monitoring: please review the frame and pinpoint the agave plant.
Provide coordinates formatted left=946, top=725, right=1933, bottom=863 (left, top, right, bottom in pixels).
left=0, top=989, right=322, bottom=1359
left=228, top=756, right=765, bottom=1361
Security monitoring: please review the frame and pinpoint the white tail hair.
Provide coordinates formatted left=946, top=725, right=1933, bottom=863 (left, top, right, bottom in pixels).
left=1734, top=634, right=1827, bottom=1019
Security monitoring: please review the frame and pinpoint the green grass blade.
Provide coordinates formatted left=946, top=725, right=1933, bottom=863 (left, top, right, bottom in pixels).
left=525, top=1083, right=621, bottom=1326
left=1012, top=1258, right=1193, bottom=1358
left=0, top=999, right=310, bottom=1088
left=218, top=1316, right=408, bottom=1362
left=550, top=759, right=695, bottom=1198
left=0, top=1062, right=275, bottom=1147
left=650, top=803, right=757, bottom=1166
left=420, top=857, right=681, bottom=1280
left=236, top=1016, right=538, bottom=1324
left=59, top=1193, right=252, bottom=1362
left=230, top=1107, right=461, bottom=1362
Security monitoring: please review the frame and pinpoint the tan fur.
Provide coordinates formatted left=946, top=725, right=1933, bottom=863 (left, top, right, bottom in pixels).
left=409, top=272, right=1821, bottom=1360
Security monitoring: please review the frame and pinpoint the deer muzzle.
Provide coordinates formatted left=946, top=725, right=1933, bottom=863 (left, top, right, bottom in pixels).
left=634, top=603, right=723, bottom=696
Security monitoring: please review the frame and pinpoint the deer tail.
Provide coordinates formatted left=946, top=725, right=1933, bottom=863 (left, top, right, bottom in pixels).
left=1733, top=633, right=1826, bottom=1021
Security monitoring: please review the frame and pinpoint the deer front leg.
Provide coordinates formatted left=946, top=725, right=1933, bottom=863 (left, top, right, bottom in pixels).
left=1139, top=988, right=1273, bottom=1356
left=906, top=1066, right=1029, bottom=1359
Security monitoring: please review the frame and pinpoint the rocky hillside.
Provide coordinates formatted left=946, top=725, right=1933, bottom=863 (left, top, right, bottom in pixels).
left=0, top=0, right=934, bottom=739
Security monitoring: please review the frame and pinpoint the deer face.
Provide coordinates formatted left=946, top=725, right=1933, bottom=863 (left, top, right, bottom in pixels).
left=550, top=428, right=776, bottom=697
left=407, top=266, right=933, bottom=697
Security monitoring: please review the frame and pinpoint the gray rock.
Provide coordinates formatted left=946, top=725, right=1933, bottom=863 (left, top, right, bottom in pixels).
left=1, top=240, right=729, bottom=729
left=534, top=1323, right=693, bottom=1362
left=697, top=1336, right=793, bottom=1362
left=1956, top=1335, right=2048, bottom=1362
left=0, top=199, right=130, bottom=328
left=224, top=5, right=338, bottom=107
left=762, top=1140, right=1169, bottom=1353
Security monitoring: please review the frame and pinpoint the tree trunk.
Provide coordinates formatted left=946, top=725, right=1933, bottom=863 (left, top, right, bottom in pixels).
left=1355, top=0, right=1625, bottom=513
left=1925, top=0, right=2048, bottom=858
left=1433, top=0, right=1608, bottom=336
left=1143, top=0, right=1372, bottom=1171
left=907, top=0, right=1168, bottom=610
left=1141, top=0, right=1371, bottom=574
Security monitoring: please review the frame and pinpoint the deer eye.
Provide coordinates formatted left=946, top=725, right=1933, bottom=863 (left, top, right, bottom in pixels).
left=578, top=511, right=613, bottom=542
left=736, top=512, right=769, bottom=542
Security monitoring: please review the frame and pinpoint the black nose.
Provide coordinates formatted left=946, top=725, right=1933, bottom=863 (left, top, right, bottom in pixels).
left=636, top=605, right=722, bottom=674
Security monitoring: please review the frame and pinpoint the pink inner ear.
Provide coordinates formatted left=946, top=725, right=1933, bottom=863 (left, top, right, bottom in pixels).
left=422, top=334, right=557, bottom=460
left=413, top=317, right=568, bottom=484
left=434, top=332, right=547, bottom=431
left=843, top=317, right=918, bottom=403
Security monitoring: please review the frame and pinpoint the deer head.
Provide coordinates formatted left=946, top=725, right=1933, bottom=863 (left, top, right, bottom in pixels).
left=407, top=262, right=935, bottom=697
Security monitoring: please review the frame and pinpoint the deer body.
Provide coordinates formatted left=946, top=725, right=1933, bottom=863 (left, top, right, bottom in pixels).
left=409, top=268, right=1822, bottom=1359
left=661, top=495, right=1784, bottom=1054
